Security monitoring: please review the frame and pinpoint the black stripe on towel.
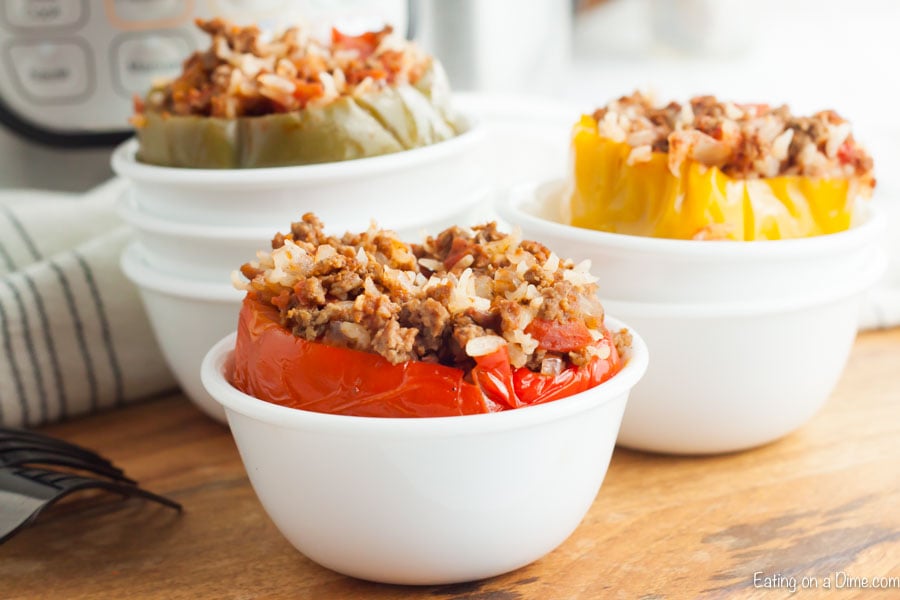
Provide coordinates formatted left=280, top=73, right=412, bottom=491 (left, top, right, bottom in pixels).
left=22, top=270, right=68, bottom=419
left=0, top=293, right=28, bottom=424
left=73, top=252, right=124, bottom=406
left=1, top=205, right=42, bottom=261
left=0, top=239, right=15, bottom=272
left=2, top=278, right=48, bottom=423
left=49, top=261, right=99, bottom=411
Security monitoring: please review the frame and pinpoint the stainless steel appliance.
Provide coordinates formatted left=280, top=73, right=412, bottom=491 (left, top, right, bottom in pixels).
left=409, top=0, right=571, bottom=94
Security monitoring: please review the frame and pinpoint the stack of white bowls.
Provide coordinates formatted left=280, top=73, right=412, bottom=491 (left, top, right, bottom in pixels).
left=113, top=117, right=486, bottom=422
left=499, top=180, right=887, bottom=454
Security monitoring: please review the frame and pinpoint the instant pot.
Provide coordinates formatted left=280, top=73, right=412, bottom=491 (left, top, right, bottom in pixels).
left=0, top=0, right=407, bottom=191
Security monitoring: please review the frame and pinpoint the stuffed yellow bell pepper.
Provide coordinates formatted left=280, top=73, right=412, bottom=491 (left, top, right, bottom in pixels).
left=131, top=19, right=458, bottom=169
left=567, top=93, right=875, bottom=240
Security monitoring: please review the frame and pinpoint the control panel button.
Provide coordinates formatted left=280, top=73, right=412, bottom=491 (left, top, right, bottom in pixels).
left=112, top=33, right=191, bottom=96
left=2, top=0, right=85, bottom=29
left=7, top=40, right=92, bottom=102
left=108, top=0, right=187, bottom=23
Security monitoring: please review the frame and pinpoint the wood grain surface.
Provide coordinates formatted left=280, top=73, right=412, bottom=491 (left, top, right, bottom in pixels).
left=2, top=328, right=899, bottom=599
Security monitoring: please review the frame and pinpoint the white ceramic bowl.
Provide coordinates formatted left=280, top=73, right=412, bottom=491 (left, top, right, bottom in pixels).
left=200, top=321, right=647, bottom=585
left=497, top=180, right=887, bottom=454
left=116, top=189, right=487, bottom=283
left=603, top=289, right=879, bottom=454
left=498, top=180, right=886, bottom=305
left=111, top=114, right=485, bottom=231
left=120, top=242, right=239, bottom=422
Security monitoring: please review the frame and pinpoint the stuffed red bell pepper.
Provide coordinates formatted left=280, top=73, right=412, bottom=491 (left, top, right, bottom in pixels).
left=230, top=214, right=631, bottom=418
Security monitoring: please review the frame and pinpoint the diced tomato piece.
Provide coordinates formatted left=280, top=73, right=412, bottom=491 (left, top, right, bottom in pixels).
left=525, top=319, right=594, bottom=353
left=331, top=28, right=380, bottom=58
left=443, top=237, right=472, bottom=270
left=837, top=140, right=855, bottom=165
left=353, top=68, right=387, bottom=81
left=292, top=81, right=324, bottom=105
left=737, top=103, right=770, bottom=117
left=269, top=289, right=292, bottom=311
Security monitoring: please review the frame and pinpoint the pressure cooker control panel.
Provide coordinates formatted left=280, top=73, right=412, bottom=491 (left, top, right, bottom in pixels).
left=0, top=0, right=210, bottom=137
left=0, top=0, right=406, bottom=145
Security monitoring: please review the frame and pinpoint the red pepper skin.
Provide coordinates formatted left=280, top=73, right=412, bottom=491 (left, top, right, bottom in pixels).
left=232, top=296, right=624, bottom=417
left=232, top=297, right=494, bottom=417
left=472, top=346, right=523, bottom=409
left=513, top=340, right=621, bottom=406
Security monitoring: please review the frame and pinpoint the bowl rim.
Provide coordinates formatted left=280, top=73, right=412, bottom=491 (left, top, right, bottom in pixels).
left=120, top=242, right=240, bottom=301
left=601, top=252, right=886, bottom=317
left=111, top=110, right=483, bottom=187
left=115, top=186, right=492, bottom=241
left=200, top=315, right=648, bottom=435
left=498, top=179, right=886, bottom=260
left=116, top=191, right=277, bottom=240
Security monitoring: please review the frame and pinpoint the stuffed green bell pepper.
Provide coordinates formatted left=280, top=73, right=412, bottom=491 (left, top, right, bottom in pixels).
left=130, top=19, right=459, bottom=169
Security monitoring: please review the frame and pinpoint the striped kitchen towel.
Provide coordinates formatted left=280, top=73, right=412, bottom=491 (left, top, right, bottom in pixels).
left=0, top=179, right=176, bottom=427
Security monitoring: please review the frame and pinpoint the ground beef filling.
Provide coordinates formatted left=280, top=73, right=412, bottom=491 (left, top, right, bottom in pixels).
left=236, top=214, right=629, bottom=375
left=591, top=91, right=874, bottom=186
